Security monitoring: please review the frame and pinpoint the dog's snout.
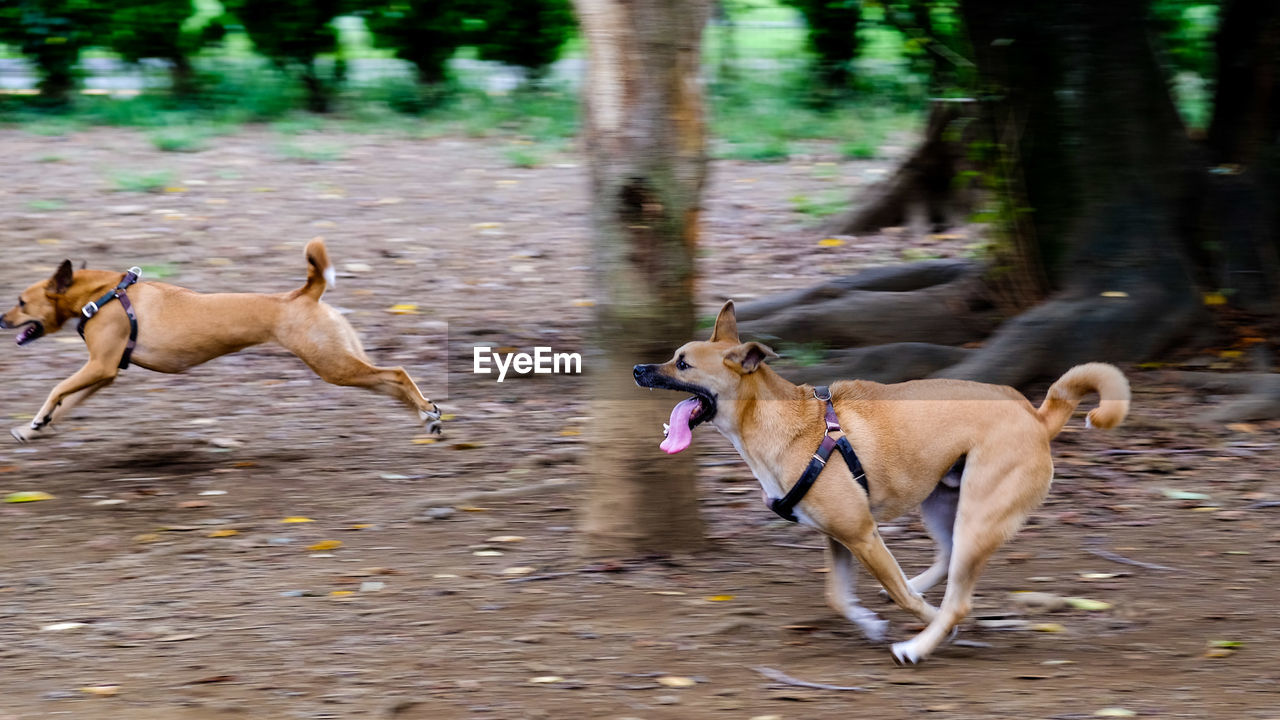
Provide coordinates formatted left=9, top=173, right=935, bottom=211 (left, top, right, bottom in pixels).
left=633, top=364, right=653, bottom=385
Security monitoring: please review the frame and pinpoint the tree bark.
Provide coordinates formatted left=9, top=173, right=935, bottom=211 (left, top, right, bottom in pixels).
left=1199, top=0, right=1280, bottom=314
left=822, top=100, right=985, bottom=236
left=939, top=0, right=1206, bottom=384
left=575, top=0, right=711, bottom=556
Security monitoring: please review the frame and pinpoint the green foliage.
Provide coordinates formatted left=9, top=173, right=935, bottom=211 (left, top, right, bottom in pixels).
left=779, top=0, right=862, bottom=89
left=360, top=0, right=471, bottom=86
left=0, top=0, right=109, bottom=103
left=472, top=0, right=576, bottom=80
left=220, top=0, right=348, bottom=112
left=102, top=0, right=226, bottom=95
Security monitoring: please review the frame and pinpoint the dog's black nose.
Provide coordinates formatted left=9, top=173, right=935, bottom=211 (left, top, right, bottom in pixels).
left=633, top=364, right=646, bottom=380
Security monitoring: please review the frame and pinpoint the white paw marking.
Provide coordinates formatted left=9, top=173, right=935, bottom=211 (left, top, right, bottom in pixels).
left=851, top=613, right=889, bottom=643
left=891, top=639, right=925, bottom=665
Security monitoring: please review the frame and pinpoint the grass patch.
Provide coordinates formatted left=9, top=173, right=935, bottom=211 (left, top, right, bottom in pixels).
left=789, top=191, right=847, bottom=218
left=27, top=199, right=67, bottom=212
left=503, top=145, right=545, bottom=169
left=110, top=169, right=176, bottom=193
left=149, top=124, right=216, bottom=152
left=276, top=140, right=345, bottom=163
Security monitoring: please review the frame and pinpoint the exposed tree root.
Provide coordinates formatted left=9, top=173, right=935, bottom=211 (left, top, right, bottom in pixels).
left=737, top=260, right=998, bottom=348
left=935, top=286, right=1203, bottom=386
left=780, top=343, right=972, bottom=386
left=1169, top=371, right=1280, bottom=423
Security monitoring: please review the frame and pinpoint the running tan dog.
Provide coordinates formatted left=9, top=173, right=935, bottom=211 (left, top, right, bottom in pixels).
left=1, top=239, right=441, bottom=443
left=633, top=300, right=1129, bottom=664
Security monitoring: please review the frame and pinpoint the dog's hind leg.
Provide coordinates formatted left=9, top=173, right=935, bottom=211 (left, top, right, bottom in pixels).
left=912, top=482, right=959, bottom=594
left=891, top=460, right=1050, bottom=665
left=280, top=307, right=442, bottom=432
left=825, top=536, right=889, bottom=642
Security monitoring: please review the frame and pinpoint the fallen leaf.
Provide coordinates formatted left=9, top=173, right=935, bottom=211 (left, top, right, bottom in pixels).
left=411, top=437, right=438, bottom=445
left=456, top=505, right=489, bottom=512
left=42, top=622, right=88, bottom=631
left=487, top=535, right=525, bottom=543
left=1065, top=597, right=1112, bottom=611
left=133, top=533, right=162, bottom=543
left=657, top=676, right=696, bottom=688
left=281, top=517, right=315, bottom=524
left=1100, top=291, right=1129, bottom=298
left=80, top=685, right=120, bottom=697
left=705, top=594, right=735, bottom=602
left=1202, top=292, right=1227, bottom=306
left=4, top=491, right=55, bottom=503
left=818, top=238, right=844, bottom=247
left=502, top=566, right=537, bottom=576
left=206, top=529, right=240, bottom=538
left=528, top=676, right=563, bottom=684
left=179, top=500, right=210, bottom=509
left=386, top=303, right=420, bottom=315
left=1161, top=489, right=1211, bottom=501
left=1029, top=622, right=1066, bottom=633
left=330, top=590, right=354, bottom=597
left=308, top=540, right=343, bottom=551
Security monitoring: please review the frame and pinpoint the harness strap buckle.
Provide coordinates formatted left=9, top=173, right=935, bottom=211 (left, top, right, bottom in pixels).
left=82, top=301, right=99, bottom=318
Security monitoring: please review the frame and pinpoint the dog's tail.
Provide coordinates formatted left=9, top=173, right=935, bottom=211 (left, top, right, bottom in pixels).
left=299, top=237, right=335, bottom=301
left=1036, top=363, right=1130, bottom=439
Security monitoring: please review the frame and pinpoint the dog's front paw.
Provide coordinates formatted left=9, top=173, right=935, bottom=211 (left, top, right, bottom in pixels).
left=10, top=425, right=33, bottom=444
left=891, top=638, right=927, bottom=666
left=419, top=407, right=443, bottom=435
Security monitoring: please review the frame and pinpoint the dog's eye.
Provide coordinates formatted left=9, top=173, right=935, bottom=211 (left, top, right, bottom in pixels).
left=676, top=358, right=690, bottom=371
left=17, top=298, right=24, bottom=308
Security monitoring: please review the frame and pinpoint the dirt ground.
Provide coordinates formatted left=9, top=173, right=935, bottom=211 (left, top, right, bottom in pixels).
left=1, top=128, right=1279, bottom=720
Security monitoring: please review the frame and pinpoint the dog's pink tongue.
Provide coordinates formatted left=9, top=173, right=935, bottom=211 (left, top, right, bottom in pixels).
left=660, top=398, right=701, bottom=454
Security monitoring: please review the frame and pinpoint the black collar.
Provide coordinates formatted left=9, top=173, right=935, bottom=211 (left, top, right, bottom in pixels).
left=77, top=267, right=141, bottom=370
left=767, top=385, right=868, bottom=523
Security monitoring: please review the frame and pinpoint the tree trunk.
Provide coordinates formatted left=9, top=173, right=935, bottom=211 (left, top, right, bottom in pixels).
left=822, top=99, right=986, bottom=236
left=1199, top=0, right=1280, bottom=314
left=574, top=0, right=711, bottom=556
left=939, top=0, right=1206, bottom=384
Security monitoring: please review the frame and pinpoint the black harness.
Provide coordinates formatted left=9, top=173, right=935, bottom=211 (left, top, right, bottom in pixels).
left=767, top=385, right=869, bottom=523
left=77, top=267, right=141, bottom=370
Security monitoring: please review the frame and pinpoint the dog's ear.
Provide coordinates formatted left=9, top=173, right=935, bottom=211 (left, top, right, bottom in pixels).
left=46, top=260, right=74, bottom=295
left=723, top=341, right=777, bottom=374
left=709, top=300, right=739, bottom=343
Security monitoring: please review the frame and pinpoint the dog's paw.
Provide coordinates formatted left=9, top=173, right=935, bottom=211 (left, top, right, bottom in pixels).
left=853, top=615, right=890, bottom=643
left=891, top=639, right=927, bottom=666
left=419, top=407, right=444, bottom=435
left=10, top=425, right=32, bottom=444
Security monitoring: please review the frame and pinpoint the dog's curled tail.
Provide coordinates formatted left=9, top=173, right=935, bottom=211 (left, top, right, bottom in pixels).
left=1037, top=362, right=1130, bottom=440
left=299, top=237, right=335, bottom=301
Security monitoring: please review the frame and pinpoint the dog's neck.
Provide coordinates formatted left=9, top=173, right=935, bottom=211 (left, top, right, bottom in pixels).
left=52, top=271, right=131, bottom=329
left=713, top=366, right=828, bottom=492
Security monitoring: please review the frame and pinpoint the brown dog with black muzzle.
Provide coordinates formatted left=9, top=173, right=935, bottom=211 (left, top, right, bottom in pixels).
left=1, top=239, right=442, bottom=443
left=633, top=300, right=1129, bottom=664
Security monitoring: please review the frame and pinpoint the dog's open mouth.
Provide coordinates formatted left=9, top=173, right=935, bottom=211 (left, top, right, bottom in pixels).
left=13, top=321, right=44, bottom=347
left=634, top=365, right=718, bottom=453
